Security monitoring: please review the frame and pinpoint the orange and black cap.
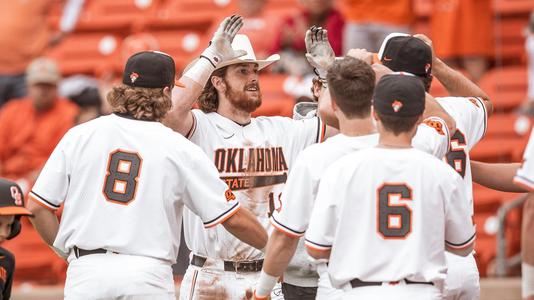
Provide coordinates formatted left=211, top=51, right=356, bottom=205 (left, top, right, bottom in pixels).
left=122, top=51, right=185, bottom=89
left=380, top=35, right=432, bottom=78
left=0, top=178, right=32, bottom=216
left=373, top=73, right=425, bottom=117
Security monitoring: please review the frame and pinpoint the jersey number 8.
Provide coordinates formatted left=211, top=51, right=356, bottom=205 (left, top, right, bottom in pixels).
left=377, top=184, right=412, bottom=239
left=102, top=150, right=143, bottom=205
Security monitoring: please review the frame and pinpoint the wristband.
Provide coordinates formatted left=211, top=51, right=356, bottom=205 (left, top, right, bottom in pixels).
left=183, top=56, right=216, bottom=85
left=254, top=270, right=278, bottom=298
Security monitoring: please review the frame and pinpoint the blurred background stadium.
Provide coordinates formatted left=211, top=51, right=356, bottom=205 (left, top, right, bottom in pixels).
left=1, top=0, right=533, bottom=299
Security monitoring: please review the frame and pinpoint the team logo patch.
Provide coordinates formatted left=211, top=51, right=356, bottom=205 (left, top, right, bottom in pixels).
left=10, top=186, right=22, bottom=206
left=129, top=72, right=139, bottom=84
left=468, top=98, right=480, bottom=108
left=392, top=100, right=403, bottom=113
left=225, top=189, right=236, bottom=202
left=422, top=119, right=445, bottom=135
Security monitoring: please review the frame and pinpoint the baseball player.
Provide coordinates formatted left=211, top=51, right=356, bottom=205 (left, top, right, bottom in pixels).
left=26, top=50, right=267, bottom=299
left=305, top=74, right=476, bottom=300
left=163, top=16, right=332, bottom=300
left=379, top=32, right=493, bottom=300
left=467, top=134, right=534, bottom=300
left=0, top=178, right=33, bottom=300
left=252, top=28, right=453, bottom=300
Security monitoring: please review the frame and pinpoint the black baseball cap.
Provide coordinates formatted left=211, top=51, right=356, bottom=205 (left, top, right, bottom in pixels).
left=373, top=73, right=425, bottom=117
left=0, top=179, right=32, bottom=216
left=122, top=51, right=185, bottom=89
left=378, top=33, right=432, bottom=78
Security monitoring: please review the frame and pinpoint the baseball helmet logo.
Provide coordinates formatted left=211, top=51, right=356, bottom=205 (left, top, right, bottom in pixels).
left=129, top=72, right=139, bottom=84
left=392, top=100, right=404, bottom=113
left=10, top=186, right=22, bottom=206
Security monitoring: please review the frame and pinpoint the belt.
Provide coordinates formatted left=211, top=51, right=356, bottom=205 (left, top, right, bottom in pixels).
left=350, top=278, right=434, bottom=289
left=191, top=254, right=264, bottom=272
left=73, top=246, right=118, bottom=258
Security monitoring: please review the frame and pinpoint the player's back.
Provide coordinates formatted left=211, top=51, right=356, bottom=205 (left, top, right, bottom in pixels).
left=48, top=114, right=202, bottom=263
left=312, top=147, right=466, bottom=287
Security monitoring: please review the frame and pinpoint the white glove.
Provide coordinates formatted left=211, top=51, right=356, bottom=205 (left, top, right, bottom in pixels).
left=293, top=102, right=318, bottom=120
left=305, top=26, right=335, bottom=79
left=201, top=15, right=247, bottom=68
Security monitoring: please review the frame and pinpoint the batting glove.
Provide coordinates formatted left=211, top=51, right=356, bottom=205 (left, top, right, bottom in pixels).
left=200, top=15, right=247, bottom=68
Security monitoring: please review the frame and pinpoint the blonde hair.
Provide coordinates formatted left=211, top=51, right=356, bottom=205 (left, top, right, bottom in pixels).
left=106, top=85, right=172, bottom=121
left=197, top=67, right=227, bottom=113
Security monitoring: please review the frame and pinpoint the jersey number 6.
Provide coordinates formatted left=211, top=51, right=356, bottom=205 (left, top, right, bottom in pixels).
left=102, top=150, right=143, bottom=205
left=377, top=184, right=412, bottom=239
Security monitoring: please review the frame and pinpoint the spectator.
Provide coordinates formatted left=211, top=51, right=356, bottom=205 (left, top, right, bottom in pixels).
left=339, top=0, right=413, bottom=53
left=430, top=0, right=493, bottom=82
left=0, top=58, right=79, bottom=193
left=60, top=75, right=103, bottom=124
left=271, top=0, right=344, bottom=76
left=0, top=0, right=85, bottom=107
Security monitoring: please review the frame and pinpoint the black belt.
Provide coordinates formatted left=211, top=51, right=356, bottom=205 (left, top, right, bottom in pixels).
left=73, top=246, right=118, bottom=258
left=191, top=254, right=263, bottom=272
left=350, top=278, right=434, bottom=288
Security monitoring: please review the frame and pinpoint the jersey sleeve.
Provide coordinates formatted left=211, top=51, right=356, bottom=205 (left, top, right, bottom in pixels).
left=444, top=172, right=477, bottom=250
left=304, top=167, right=340, bottom=252
left=287, top=116, right=326, bottom=151
left=437, top=97, right=488, bottom=150
left=270, top=150, right=319, bottom=237
left=413, top=116, right=451, bottom=158
left=186, top=109, right=208, bottom=141
left=514, top=130, right=534, bottom=191
left=28, top=130, right=75, bottom=210
left=183, top=148, right=241, bottom=228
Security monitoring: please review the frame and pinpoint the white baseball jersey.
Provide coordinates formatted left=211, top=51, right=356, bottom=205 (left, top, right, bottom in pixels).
left=514, top=129, right=534, bottom=191
left=29, top=114, right=240, bottom=264
left=436, top=97, right=488, bottom=215
left=271, top=117, right=450, bottom=287
left=184, top=109, right=325, bottom=261
left=305, top=147, right=476, bottom=289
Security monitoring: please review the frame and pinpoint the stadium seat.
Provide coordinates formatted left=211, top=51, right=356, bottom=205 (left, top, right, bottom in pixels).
left=470, top=136, right=527, bottom=162
left=478, top=66, right=527, bottom=112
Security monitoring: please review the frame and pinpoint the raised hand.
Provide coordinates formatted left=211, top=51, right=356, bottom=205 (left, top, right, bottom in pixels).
left=413, top=33, right=436, bottom=64
left=202, top=15, right=246, bottom=67
left=346, top=48, right=374, bottom=65
left=304, top=26, right=335, bottom=76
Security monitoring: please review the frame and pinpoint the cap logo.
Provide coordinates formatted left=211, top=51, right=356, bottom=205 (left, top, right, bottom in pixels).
left=425, top=63, right=431, bottom=74
left=392, top=100, right=404, bottom=112
left=10, top=186, right=22, bottom=206
left=129, top=72, right=139, bottom=84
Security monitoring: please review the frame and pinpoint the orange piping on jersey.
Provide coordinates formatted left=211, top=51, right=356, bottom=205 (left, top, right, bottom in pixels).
left=319, top=122, right=327, bottom=143
left=28, top=194, right=57, bottom=212
left=186, top=112, right=198, bottom=140
left=204, top=202, right=241, bottom=228
left=269, top=218, right=303, bottom=238
left=376, top=183, right=413, bottom=240
left=188, top=269, right=199, bottom=300
left=513, top=177, right=534, bottom=193
left=253, top=290, right=270, bottom=300
left=304, top=241, right=332, bottom=252
left=102, top=149, right=143, bottom=206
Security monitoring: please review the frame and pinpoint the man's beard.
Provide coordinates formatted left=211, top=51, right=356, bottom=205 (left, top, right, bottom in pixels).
left=224, top=81, right=262, bottom=113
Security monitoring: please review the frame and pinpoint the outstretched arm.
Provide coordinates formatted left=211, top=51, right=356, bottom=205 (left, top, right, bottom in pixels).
left=414, top=34, right=493, bottom=116
left=222, top=207, right=268, bottom=250
left=471, top=161, right=527, bottom=193
left=163, top=15, right=245, bottom=135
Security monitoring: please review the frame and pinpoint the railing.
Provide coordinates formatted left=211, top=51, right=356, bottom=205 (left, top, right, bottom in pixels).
left=495, top=194, right=528, bottom=277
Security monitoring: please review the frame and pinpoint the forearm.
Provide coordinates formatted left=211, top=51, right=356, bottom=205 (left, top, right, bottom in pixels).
left=306, top=247, right=330, bottom=260
left=471, top=161, right=526, bottom=192
left=27, top=202, right=59, bottom=246
left=424, top=93, right=456, bottom=133
left=433, top=58, right=492, bottom=113
left=222, top=207, right=268, bottom=250
left=263, top=230, right=300, bottom=277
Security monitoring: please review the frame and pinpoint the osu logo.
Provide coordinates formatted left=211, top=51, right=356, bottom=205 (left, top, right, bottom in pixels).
left=225, top=189, right=236, bottom=202
left=392, top=100, right=403, bottom=113
left=10, top=186, right=22, bottom=206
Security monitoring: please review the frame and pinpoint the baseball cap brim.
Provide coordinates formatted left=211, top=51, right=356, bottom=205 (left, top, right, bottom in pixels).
left=0, top=206, right=33, bottom=216
left=377, top=32, right=411, bottom=61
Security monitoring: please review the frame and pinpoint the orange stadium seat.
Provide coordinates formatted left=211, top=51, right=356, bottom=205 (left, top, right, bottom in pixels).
left=470, top=136, right=528, bottom=162
left=253, top=74, right=295, bottom=117
left=478, top=66, right=527, bottom=112
left=46, top=33, right=122, bottom=76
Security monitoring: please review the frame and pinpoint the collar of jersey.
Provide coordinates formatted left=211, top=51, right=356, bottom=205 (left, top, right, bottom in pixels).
left=113, top=112, right=157, bottom=122
left=210, top=112, right=252, bottom=128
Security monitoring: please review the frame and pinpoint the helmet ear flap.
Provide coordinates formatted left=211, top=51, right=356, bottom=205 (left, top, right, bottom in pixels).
left=7, top=216, right=21, bottom=240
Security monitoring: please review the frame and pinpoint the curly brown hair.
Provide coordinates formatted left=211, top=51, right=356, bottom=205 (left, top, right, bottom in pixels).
left=106, top=84, right=172, bottom=121
left=197, top=67, right=227, bottom=113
